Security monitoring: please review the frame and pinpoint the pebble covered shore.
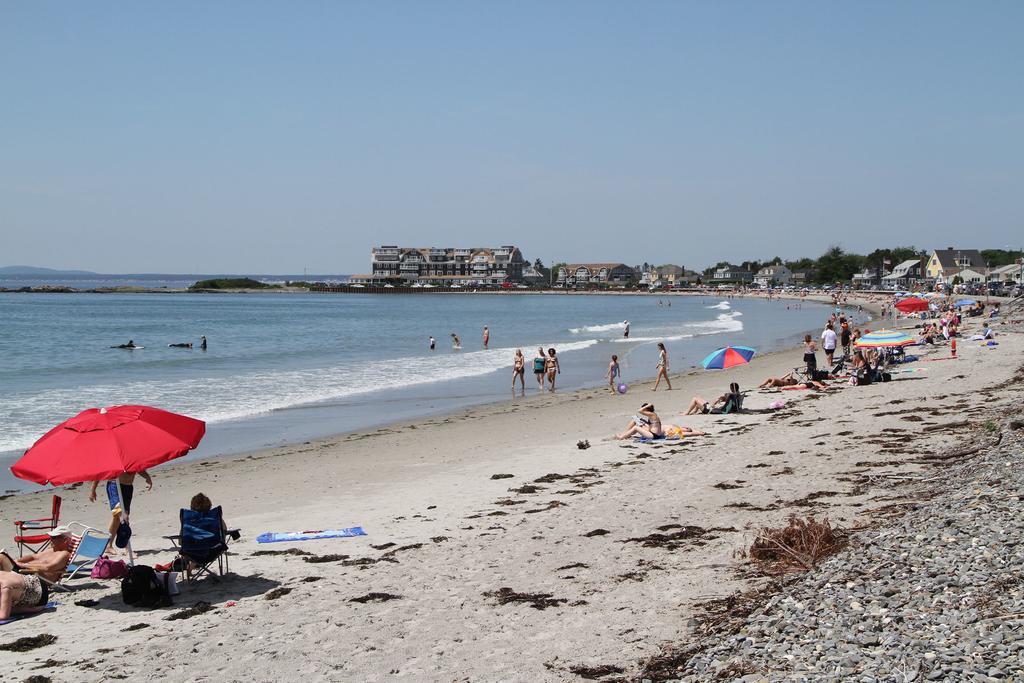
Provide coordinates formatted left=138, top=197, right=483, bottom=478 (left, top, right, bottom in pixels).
left=670, top=417, right=1024, bottom=682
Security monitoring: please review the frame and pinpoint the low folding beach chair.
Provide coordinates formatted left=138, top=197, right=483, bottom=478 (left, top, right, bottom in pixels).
left=13, top=495, right=62, bottom=556
left=44, top=522, right=111, bottom=591
left=164, top=506, right=233, bottom=582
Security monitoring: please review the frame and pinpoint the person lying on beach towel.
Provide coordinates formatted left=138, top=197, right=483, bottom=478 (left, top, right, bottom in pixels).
left=610, top=403, right=663, bottom=440
left=665, top=425, right=708, bottom=438
left=758, top=372, right=800, bottom=389
left=781, top=379, right=831, bottom=390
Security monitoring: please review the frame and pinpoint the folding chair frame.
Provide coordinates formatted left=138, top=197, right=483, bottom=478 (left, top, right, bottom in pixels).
left=13, top=495, right=62, bottom=557
left=164, top=523, right=239, bottom=583
left=42, top=521, right=111, bottom=592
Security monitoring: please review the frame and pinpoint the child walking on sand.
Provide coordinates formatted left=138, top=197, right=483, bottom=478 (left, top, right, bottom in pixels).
left=605, top=354, right=620, bottom=394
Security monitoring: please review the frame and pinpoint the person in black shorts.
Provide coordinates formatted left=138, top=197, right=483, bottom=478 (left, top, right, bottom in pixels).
left=803, top=334, right=817, bottom=375
left=532, top=347, right=547, bottom=390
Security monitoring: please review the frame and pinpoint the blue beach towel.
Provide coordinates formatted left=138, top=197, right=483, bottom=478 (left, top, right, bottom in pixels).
left=256, top=527, right=367, bottom=544
left=635, top=435, right=680, bottom=443
left=0, top=601, right=58, bottom=626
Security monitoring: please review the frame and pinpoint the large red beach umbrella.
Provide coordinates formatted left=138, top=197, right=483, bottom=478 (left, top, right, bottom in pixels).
left=894, top=297, right=930, bottom=314
left=12, top=405, right=206, bottom=487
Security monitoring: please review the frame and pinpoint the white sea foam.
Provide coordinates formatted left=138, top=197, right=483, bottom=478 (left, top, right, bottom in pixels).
left=687, top=311, right=744, bottom=335
left=613, top=311, right=744, bottom=344
left=569, top=321, right=626, bottom=334
left=611, top=333, right=695, bottom=343
left=707, top=301, right=732, bottom=310
left=0, top=339, right=599, bottom=453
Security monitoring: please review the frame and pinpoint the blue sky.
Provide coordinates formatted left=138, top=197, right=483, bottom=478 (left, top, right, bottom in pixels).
left=2, top=2, right=1022, bottom=274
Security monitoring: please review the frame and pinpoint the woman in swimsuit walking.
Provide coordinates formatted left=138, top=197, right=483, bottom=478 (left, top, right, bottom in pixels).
left=512, top=348, right=525, bottom=391
left=545, top=347, right=560, bottom=391
left=533, top=347, right=546, bottom=390
left=653, top=342, right=672, bottom=391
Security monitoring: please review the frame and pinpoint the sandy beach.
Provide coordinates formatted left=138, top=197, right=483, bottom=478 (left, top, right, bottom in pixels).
left=1, top=295, right=1019, bottom=681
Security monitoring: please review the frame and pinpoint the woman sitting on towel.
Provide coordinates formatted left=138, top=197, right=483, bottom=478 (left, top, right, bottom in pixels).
left=611, top=403, right=664, bottom=440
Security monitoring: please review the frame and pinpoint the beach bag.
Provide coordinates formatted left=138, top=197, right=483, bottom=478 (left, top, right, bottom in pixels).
left=114, top=519, right=132, bottom=549
left=121, top=565, right=172, bottom=608
left=91, top=557, right=128, bottom=580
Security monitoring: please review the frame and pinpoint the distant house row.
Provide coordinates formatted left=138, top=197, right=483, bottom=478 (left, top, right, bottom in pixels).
left=853, top=248, right=1021, bottom=289
left=351, top=245, right=1020, bottom=289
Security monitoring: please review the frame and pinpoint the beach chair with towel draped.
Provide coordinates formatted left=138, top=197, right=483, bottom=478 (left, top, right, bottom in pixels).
left=164, top=506, right=232, bottom=582
left=13, top=495, right=62, bottom=556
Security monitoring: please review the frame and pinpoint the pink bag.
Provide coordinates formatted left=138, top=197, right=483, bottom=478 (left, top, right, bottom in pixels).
left=91, top=556, right=129, bottom=579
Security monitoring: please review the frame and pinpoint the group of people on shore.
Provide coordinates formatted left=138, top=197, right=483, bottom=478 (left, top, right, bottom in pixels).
left=0, top=463, right=234, bottom=620
left=510, top=347, right=561, bottom=392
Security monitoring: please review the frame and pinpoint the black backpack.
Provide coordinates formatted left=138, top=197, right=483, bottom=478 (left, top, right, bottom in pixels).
left=121, top=565, right=172, bottom=608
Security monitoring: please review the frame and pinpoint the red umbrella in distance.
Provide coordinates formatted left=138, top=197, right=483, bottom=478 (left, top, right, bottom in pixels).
left=894, top=297, right=930, bottom=314
left=12, top=405, right=206, bottom=487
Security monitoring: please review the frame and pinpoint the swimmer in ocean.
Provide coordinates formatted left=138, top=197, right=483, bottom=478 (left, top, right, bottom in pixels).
left=168, top=342, right=193, bottom=348
left=451, top=332, right=461, bottom=349
left=113, top=340, right=140, bottom=349
left=200, top=335, right=207, bottom=350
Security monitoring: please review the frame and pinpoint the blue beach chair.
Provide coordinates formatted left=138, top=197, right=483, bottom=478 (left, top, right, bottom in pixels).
left=165, top=506, right=232, bottom=582
left=44, top=522, right=110, bottom=591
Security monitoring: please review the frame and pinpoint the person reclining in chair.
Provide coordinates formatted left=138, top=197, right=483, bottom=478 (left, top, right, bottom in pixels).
left=684, top=382, right=744, bottom=415
left=0, top=527, right=73, bottom=619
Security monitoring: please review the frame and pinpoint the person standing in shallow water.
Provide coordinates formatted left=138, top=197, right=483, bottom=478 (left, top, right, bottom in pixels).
left=545, top=347, right=560, bottom=391
left=429, top=336, right=436, bottom=350
left=653, top=342, right=672, bottom=391
left=605, top=354, right=621, bottom=394
left=512, top=348, right=525, bottom=392
left=483, top=326, right=490, bottom=349
left=623, top=320, right=630, bottom=338
left=533, top=347, right=546, bottom=390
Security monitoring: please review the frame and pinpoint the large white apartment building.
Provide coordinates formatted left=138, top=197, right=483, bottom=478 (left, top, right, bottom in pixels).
left=365, top=245, right=527, bottom=285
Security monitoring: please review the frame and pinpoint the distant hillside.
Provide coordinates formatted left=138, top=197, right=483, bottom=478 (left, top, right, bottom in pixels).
left=0, top=265, right=99, bottom=276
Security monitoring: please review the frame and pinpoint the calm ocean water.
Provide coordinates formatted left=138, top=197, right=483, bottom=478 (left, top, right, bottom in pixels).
left=0, top=292, right=854, bottom=491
